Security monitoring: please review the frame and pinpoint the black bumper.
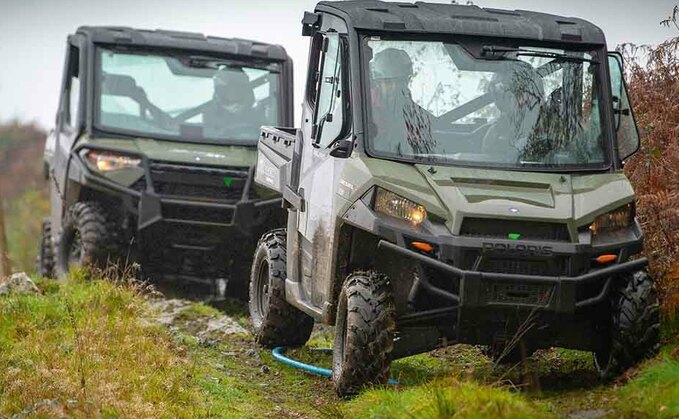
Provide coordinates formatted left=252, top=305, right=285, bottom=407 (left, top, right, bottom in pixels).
left=378, top=239, right=647, bottom=313
left=72, top=143, right=283, bottom=235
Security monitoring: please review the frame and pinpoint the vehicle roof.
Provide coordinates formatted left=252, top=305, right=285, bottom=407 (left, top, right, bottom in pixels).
left=75, top=26, right=290, bottom=61
left=316, top=1, right=606, bottom=46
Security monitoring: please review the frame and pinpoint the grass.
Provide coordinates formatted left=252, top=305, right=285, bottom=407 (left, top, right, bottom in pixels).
left=1, top=273, right=678, bottom=418
left=0, top=272, right=207, bottom=417
left=176, top=301, right=222, bottom=321
left=4, top=187, right=49, bottom=273
left=343, top=377, right=550, bottom=419
left=615, top=350, right=679, bottom=417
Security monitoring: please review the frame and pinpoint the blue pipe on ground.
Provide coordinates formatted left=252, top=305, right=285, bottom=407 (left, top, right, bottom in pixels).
left=272, top=347, right=398, bottom=385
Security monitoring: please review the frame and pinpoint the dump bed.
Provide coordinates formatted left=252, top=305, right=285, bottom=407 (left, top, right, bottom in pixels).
left=255, top=126, right=301, bottom=206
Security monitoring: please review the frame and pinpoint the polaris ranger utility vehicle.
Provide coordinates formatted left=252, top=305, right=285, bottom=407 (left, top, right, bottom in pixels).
left=36, top=26, right=292, bottom=295
left=249, top=1, right=660, bottom=396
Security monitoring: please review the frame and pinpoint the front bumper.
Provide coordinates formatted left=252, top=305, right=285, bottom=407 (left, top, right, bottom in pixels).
left=70, top=144, right=284, bottom=280
left=379, top=239, right=647, bottom=312
left=73, top=144, right=283, bottom=234
left=376, top=220, right=647, bottom=352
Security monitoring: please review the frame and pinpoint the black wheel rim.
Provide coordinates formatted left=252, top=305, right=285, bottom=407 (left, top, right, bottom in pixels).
left=254, top=258, right=270, bottom=320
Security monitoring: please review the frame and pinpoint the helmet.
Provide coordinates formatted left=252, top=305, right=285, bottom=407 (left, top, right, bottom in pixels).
left=213, top=67, right=255, bottom=108
left=370, top=48, right=413, bottom=81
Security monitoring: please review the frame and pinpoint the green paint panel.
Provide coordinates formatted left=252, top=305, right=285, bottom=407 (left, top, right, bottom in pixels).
left=223, top=177, right=234, bottom=187
left=508, top=233, right=521, bottom=240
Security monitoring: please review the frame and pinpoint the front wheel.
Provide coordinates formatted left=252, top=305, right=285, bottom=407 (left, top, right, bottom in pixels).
left=594, top=270, right=660, bottom=380
left=55, top=202, right=119, bottom=277
left=332, top=271, right=395, bottom=397
left=249, top=229, right=314, bottom=348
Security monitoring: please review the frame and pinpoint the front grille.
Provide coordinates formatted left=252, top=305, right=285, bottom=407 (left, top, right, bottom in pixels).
left=163, top=203, right=234, bottom=224
left=481, top=257, right=568, bottom=276
left=460, top=218, right=570, bottom=242
left=486, top=282, right=555, bottom=306
left=149, top=162, right=250, bottom=202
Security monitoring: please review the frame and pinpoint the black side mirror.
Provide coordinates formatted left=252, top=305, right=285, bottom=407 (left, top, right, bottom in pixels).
left=302, top=12, right=321, bottom=36
left=329, top=138, right=353, bottom=158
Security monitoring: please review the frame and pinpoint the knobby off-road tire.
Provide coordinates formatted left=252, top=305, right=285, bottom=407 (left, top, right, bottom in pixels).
left=249, top=229, right=314, bottom=348
left=55, top=202, right=120, bottom=277
left=35, top=218, right=55, bottom=278
left=595, top=270, right=660, bottom=381
left=332, top=271, right=395, bottom=397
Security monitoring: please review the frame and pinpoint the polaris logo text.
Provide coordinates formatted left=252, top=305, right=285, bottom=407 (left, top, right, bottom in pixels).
left=482, top=242, right=554, bottom=256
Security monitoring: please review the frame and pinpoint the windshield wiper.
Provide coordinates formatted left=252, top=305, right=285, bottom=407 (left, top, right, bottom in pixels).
left=184, top=55, right=281, bottom=72
left=481, top=45, right=598, bottom=63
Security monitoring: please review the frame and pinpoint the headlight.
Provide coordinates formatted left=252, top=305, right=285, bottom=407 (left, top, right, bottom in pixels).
left=589, top=203, right=635, bottom=236
left=374, top=188, right=427, bottom=226
left=85, top=150, right=141, bottom=172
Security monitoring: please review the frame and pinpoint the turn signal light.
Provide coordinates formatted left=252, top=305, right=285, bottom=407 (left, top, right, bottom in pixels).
left=411, top=241, right=434, bottom=253
left=594, top=254, right=617, bottom=264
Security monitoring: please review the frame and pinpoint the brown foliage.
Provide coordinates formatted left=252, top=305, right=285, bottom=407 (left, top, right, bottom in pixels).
left=0, top=120, right=46, bottom=200
left=620, top=35, right=679, bottom=309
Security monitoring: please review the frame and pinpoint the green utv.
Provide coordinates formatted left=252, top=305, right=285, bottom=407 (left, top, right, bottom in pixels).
left=36, top=26, right=293, bottom=295
left=250, top=1, right=660, bottom=396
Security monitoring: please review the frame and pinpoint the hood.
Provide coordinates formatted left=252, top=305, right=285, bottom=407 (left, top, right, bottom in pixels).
left=411, top=164, right=634, bottom=232
left=79, top=135, right=258, bottom=168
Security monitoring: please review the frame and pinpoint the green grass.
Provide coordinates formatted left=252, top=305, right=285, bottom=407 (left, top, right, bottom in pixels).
left=614, top=346, right=679, bottom=417
left=0, top=273, right=208, bottom=417
left=4, top=187, right=49, bottom=273
left=344, top=378, right=551, bottom=419
left=176, top=302, right=222, bottom=321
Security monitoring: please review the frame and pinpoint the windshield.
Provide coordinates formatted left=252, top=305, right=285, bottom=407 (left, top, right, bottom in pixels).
left=364, top=38, right=607, bottom=170
left=95, top=47, right=281, bottom=145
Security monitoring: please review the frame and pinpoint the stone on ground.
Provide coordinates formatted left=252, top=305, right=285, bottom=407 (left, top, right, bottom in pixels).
left=0, top=272, right=40, bottom=296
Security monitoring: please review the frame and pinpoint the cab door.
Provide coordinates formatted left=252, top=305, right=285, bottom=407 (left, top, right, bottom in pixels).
left=293, top=21, right=352, bottom=311
left=50, top=36, right=85, bottom=233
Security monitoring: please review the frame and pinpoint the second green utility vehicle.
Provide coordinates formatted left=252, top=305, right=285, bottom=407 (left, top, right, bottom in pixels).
left=250, top=1, right=660, bottom=396
left=36, top=26, right=293, bottom=295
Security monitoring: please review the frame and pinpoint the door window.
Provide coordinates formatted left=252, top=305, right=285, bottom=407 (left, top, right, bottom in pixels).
left=312, top=32, right=345, bottom=147
left=608, top=54, right=640, bottom=160
left=64, top=45, right=80, bottom=128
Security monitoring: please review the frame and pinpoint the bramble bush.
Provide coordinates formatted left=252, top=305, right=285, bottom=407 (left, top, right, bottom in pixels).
left=620, top=8, right=679, bottom=320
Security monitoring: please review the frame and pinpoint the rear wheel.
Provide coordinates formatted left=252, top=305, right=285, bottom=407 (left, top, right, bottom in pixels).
left=332, top=271, right=395, bottom=397
left=35, top=219, right=55, bottom=278
left=249, top=229, right=314, bottom=347
left=594, top=270, right=660, bottom=380
left=55, top=202, right=119, bottom=277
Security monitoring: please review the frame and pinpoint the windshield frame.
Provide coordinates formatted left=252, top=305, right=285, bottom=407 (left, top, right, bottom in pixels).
left=90, top=44, right=285, bottom=147
left=358, top=33, right=614, bottom=173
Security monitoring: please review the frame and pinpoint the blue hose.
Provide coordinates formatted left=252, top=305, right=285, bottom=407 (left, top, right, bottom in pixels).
left=272, top=347, right=398, bottom=385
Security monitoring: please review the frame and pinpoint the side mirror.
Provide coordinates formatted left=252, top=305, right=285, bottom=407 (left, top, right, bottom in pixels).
left=329, top=138, right=353, bottom=158
left=302, top=12, right=321, bottom=36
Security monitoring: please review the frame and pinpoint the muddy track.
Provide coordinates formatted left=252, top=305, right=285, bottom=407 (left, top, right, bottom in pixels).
left=141, top=278, right=634, bottom=418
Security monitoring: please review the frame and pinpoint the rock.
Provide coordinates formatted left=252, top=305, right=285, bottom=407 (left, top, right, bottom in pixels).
left=198, top=314, right=248, bottom=337
left=0, top=272, right=41, bottom=296
left=568, top=409, right=613, bottom=419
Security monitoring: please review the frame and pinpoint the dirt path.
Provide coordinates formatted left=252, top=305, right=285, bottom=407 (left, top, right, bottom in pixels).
left=140, top=281, right=637, bottom=418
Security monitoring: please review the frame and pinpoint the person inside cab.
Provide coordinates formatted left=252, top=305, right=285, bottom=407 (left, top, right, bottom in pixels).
left=203, top=67, right=262, bottom=137
left=481, top=63, right=544, bottom=163
left=368, top=48, right=436, bottom=156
